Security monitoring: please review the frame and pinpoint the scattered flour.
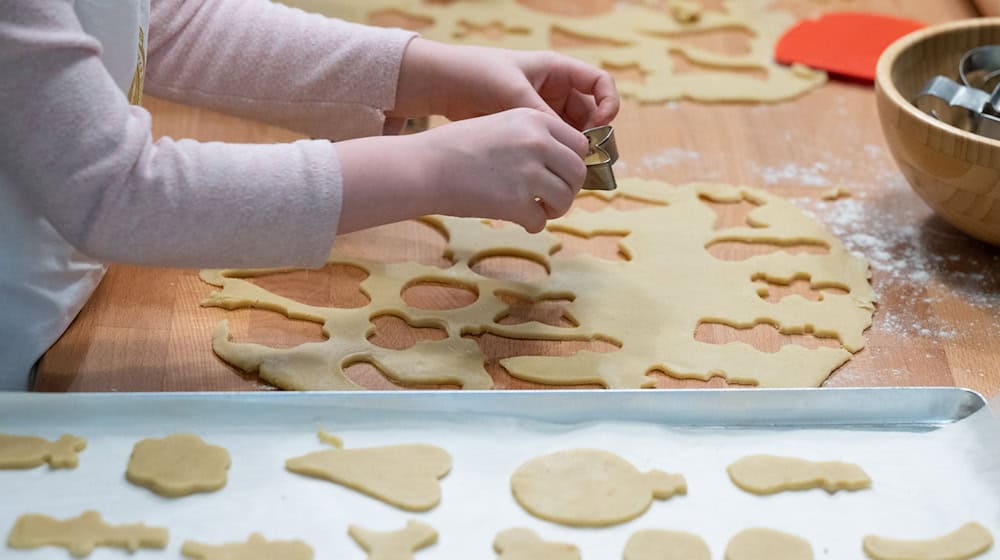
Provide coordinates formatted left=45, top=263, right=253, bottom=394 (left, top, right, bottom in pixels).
left=753, top=162, right=832, bottom=187
left=790, top=175, right=999, bottom=341
left=639, top=148, right=701, bottom=170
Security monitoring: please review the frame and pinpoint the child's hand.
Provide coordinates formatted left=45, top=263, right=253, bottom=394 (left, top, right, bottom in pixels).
left=337, top=108, right=588, bottom=235
left=418, top=108, right=589, bottom=232
left=391, top=39, right=620, bottom=130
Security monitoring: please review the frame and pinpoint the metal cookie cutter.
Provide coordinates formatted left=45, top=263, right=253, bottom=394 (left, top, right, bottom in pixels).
left=582, top=125, right=619, bottom=191
left=960, top=45, right=1000, bottom=93
left=913, top=45, right=1000, bottom=140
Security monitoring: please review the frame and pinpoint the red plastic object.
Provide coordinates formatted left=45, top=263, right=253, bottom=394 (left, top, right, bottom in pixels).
left=775, top=12, right=925, bottom=82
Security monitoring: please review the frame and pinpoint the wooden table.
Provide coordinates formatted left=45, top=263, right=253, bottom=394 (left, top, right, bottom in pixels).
left=35, top=0, right=1000, bottom=397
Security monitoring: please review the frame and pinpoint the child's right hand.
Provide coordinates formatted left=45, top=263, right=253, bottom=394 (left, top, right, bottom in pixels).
left=416, top=108, right=589, bottom=233
left=336, top=108, right=588, bottom=235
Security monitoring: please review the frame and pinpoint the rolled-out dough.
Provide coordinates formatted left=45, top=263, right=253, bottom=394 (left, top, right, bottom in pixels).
left=349, top=520, right=437, bottom=560
left=624, top=529, right=711, bottom=560
left=182, top=533, right=314, bottom=560
left=510, top=448, right=686, bottom=527
left=285, top=434, right=451, bottom=511
left=726, top=454, right=871, bottom=494
left=7, top=510, right=168, bottom=558
left=0, top=433, right=86, bottom=469
left=493, top=528, right=580, bottom=560
left=863, top=522, right=994, bottom=560
left=126, top=433, right=231, bottom=497
left=279, top=0, right=825, bottom=103
left=725, top=528, right=813, bottom=560
left=201, top=180, right=875, bottom=391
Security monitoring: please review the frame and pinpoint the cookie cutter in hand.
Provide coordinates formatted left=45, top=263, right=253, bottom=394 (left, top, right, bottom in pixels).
left=582, top=125, right=619, bottom=191
left=912, top=45, right=1000, bottom=140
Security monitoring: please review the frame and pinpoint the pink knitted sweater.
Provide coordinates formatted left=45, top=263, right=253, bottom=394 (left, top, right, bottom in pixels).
left=0, top=0, right=416, bottom=268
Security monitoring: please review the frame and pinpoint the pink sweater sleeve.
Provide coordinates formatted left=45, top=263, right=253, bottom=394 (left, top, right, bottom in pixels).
left=0, top=2, right=414, bottom=269
left=147, top=0, right=416, bottom=139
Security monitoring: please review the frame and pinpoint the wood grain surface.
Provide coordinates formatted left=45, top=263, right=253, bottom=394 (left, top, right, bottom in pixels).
left=35, top=0, right=1000, bottom=396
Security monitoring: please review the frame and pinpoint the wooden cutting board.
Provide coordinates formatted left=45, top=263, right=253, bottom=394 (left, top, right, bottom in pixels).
left=35, top=0, right=1000, bottom=396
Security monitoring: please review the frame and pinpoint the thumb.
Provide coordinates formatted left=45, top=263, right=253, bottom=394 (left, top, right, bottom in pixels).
left=512, top=87, right=560, bottom=120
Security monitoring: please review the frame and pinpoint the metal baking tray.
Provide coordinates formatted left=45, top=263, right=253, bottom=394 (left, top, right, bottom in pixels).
left=1, top=387, right=996, bottom=559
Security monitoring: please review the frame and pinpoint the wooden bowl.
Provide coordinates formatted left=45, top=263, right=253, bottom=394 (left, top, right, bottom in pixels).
left=875, top=18, right=1000, bottom=246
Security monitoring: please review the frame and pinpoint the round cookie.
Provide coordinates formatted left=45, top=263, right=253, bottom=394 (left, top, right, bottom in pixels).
left=510, top=448, right=686, bottom=527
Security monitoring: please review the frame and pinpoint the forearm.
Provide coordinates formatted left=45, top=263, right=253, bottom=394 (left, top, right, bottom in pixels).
left=147, top=0, right=416, bottom=140
left=1, top=3, right=342, bottom=269
left=335, top=135, right=440, bottom=234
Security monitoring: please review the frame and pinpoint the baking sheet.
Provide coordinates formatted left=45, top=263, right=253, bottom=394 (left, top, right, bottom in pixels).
left=1, top=388, right=998, bottom=559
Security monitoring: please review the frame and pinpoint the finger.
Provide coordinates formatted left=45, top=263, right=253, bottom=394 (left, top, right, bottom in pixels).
left=536, top=197, right=560, bottom=220
left=564, top=89, right=599, bottom=130
left=542, top=139, right=588, bottom=194
left=521, top=201, right=548, bottom=233
left=590, top=70, right=620, bottom=126
left=511, top=87, right=562, bottom=121
left=536, top=175, right=576, bottom=217
left=542, top=113, right=589, bottom=158
left=556, top=57, right=621, bottom=126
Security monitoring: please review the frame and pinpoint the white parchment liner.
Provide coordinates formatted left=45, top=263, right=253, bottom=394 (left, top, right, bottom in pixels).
left=1, top=393, right=997, bottom=559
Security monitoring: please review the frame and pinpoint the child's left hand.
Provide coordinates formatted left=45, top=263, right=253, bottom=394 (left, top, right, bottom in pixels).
left=389, top=38, right=620, bottom=130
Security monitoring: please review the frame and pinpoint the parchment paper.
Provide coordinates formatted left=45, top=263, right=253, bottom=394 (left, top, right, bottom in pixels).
left=1, top=393, right=997, bottom=559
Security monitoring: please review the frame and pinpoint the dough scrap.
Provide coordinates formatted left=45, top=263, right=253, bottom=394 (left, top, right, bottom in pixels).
left=126, top=433, right=231, bottom=497
left=822, top=186, right=852, bottom=200
left=493, top=528, right=580, bottom=560
left=279, top=0, right=825, bottom=103
left=670, top=1, right=702, bottom=23
left=0, top=433, right=86, bottom=469
left=624, top=529, right=711, bottom=560
left=863, top=522, right=993, bottom=560
left=7, top=510, right=168, bottom=558
left=182, top=532, right=314, bottom=560
left=348, top=520, right=437, bottom=560
left=200, top=180, right=876, bottom=390
left=725, top=528, right=813, bottom=560
left=510, top=448, right=686, bottom=527
left=726, top=454, right=871, bottom=494
left=285, top=434, right=451, bottom=511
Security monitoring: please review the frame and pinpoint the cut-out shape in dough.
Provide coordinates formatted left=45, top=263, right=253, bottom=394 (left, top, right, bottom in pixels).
left=279, top=0, right=825, bottom=103
left=182, top=532, right=314, bottom=560
left=725, top=528, right=813, bottom=560
left=401, top=280, right=479, bottom=310
left=348, top=520, right=437, bottom=560
left=367, top=314, right=449, bottom=350
left=695, top=320, right=843, bottom=354
left=727, top=454, right=871, bottom=494
left=285, top=433, right=451, bottom=511
left=0, top=433, right=86, bottom=469
left=201, top=180, right=875, bottom=391
left=624, top=529, right=711, bottom=560
left=494, top=292, right=578, bottom=328
left=7, top=510, right=168, bottom=558
left=510, top=448, right=686, bottom=527
left=494, top=528, right=580, bottom=560
left=863, top=522, right=994, bottom=560
left=126, top=433, right=231, bottom=497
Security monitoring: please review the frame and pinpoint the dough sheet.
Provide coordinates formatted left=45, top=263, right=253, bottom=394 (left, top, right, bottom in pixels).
left=279, top=0, right=826, bottom=103
left=201, top=180, right=876, bottom=391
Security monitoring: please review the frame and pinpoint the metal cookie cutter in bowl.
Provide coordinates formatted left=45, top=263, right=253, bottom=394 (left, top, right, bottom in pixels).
left=912, top=45, right=1000, bottom=140
left=582, top=125, right=619, bottom=191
